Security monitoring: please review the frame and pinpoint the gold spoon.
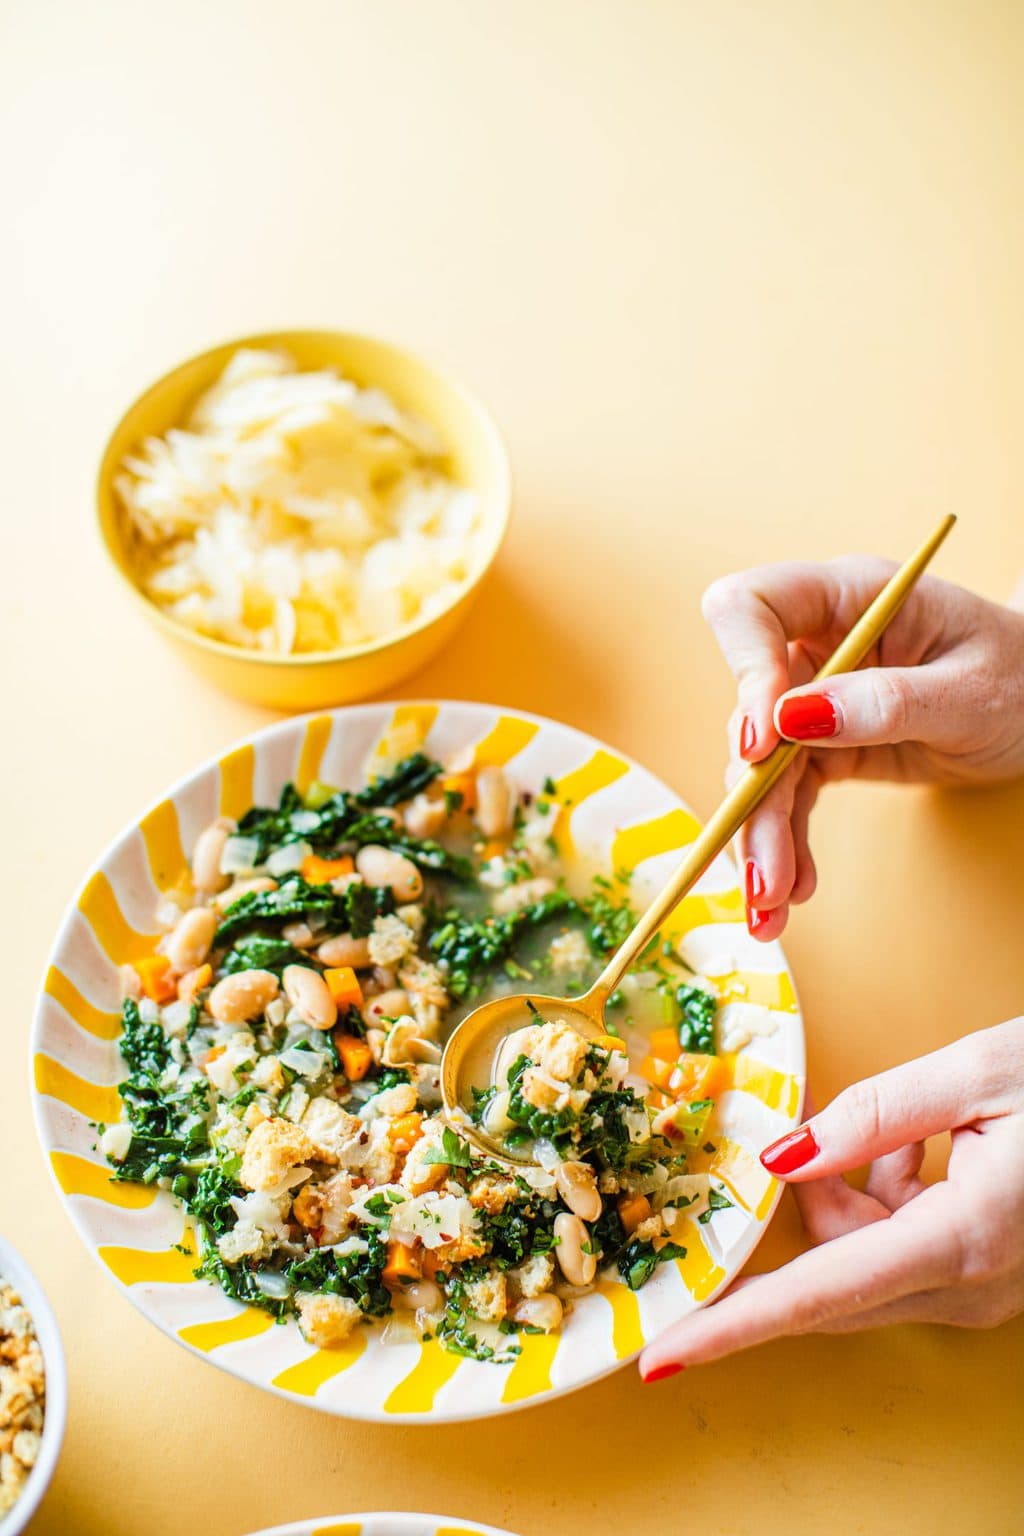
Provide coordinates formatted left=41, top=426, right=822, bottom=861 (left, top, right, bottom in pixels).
left=441, top=514, right=957, bottom=1167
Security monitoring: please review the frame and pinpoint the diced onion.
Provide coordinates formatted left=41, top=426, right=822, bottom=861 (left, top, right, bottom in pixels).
left=220, top=834, right=262, bottom=875
left=266, top=840, right=312, bottom=877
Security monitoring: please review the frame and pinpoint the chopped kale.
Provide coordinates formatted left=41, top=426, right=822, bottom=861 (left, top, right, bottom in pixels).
left=221, top=933, right=316, bottom=975
left=214, top=874, right=394, bottom=946
left=677, top=982, right=717, bottom=1054
left=343, top=814, right=472, bottom=880
left=427, top=888, right=579, bottom=1000
left=286, top=1231, right=392, bottom=1316
left=233, top=754, right=443, bottom=862
left=618, top=1238, right=688, bottom=1291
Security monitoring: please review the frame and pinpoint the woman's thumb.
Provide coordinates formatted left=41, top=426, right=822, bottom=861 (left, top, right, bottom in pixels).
left=773, top=665, right=956, bottom=750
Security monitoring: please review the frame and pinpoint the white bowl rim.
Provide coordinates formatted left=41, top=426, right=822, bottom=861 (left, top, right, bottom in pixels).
left=0, top=1236, right=68, bottom=1536
left=95, top=328, right=514, bottom=670
left=245, top=1514, right=519, bottom=1536
left=30, top=698, right=804, bottom=1425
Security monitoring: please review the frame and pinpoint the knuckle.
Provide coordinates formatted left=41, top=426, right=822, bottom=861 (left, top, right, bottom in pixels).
left=701, top=574, right=748, bottom=624
left=872, top=670, right=913, bottom=736
left=834, top=1078, right=885, bottom=1147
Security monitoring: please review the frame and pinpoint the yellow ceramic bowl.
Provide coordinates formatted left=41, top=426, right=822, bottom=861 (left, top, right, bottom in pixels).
left=96, top=330, right=511, bottom=711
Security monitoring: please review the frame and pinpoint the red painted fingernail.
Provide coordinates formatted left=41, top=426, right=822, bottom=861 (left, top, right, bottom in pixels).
left=745, top=859, right=766, bottom=905
left=740, top=714, right=757, bottom=758
left=643, top=1362, right=684, bottom=1383
left=761, top=1124, right=820, bottom=1174
left=746, top=906, right=770, bottom=937
left=778, top=693, right=838, bottom=741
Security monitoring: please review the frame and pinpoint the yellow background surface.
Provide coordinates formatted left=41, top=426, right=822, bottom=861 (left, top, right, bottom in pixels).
left=2, top=2, right=1022, bottom=1532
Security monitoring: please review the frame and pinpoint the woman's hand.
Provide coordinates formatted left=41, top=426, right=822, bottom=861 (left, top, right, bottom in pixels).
left=639, top=1019, right=1024, bottom=1382
left=701, top=558, right=1024, bottom=940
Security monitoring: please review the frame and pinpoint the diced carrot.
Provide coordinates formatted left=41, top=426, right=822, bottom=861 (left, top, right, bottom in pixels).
left=648, top=1027, right=681, bottom=1062
left=334, top=1032, right=372, bottom=1081
left=480, top=838, right=506, bottom=860
left=301, top=853, right=355, bottom=885
left=617, top=1192, right=652, bottom=1234
left=388, top=1112, right=424, bottom=1155
left=637, top=1055, right=675, bottom=1091
left=178, top=962, right=212, bottom=1004
left=420, top=1249, right=443, bottom=1279
left=440, top=772, right=477, bottom=811
left=324, top=966, right=364, bottom=1010
left=670, top=1053, right=725, bottom=1102
left=135, top=954, right=177, bottom=1004
left=382, top=1239, right=422, bottom=1289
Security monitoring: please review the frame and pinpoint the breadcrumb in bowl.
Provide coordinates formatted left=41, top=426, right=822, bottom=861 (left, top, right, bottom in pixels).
left=96, top=332, right=511, bottom=710
left=0, top=1238, right=66, bottom=1536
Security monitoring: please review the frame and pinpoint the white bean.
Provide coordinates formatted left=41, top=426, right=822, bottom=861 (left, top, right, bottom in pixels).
left=164, top=907, right=218, bottom=973
left=554, top=1161, right=602, bottom=1222
left=192, top=818, right=235, bottom=893
left=282, top=964, right=337, bottom=1030
left=475, top=766, right=513, bottom=838
left=553, top=1212, right=597, bottom=1287
left=282, top=921, right=315, bottom=949
left=316, top=933, right=372, bottom=968
left=355, top=844, right=423, bottom=902
left=403, top=794, right=447, bottom=840
left=513, top=1294, right=564, bottom=1333
left=382, top=1020, right=442, bottom=1066
left=493, top=1026, right=537, bottom=1087
left=364, top=988, right=412, bottom=1024
left=208, top=969, right=279, bottom=1025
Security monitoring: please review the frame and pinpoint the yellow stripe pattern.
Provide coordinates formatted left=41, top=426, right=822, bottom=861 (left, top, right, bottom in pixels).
left=44, top=966, right=120, bottom=1041
left=219, top=743, right=255, bottom=819
left=595, top=1279, right=644, bottom=1358
left=708, top=1136, right=776, bottom=1219
left=712, top=969, right=799, bottom=1013
left=78, top=871, right=157, bottom=964
left=673, top=1216, right=727, bottom=1300
left=272, top=1333, right=367, bottom=1395
left=50, top=1152, right=154, bottom=1209
left=610, top=807, right=702, bottom=874
left=138, top=798, right=187, bottom=891
left=179, top=1308, right=275, bottom=1353
left=296, top=714, right=334, bottom=796
left=35, top=1054, right=121, bottom=1123
left=311, top=1524, right=362, bottom=1536
left=500, top=1332, right=560, bottom=1404
left=470, top=714, right=540, bottom=767
left=371, top=703, right=439, bottom=766
left=99, top=1228, right=197, bottom=1286
left=723, top=1052, right=802, bottom=1116
left=552, top=749, right=629, bottom=856
left=383, top=1338, right=461, bottom=1414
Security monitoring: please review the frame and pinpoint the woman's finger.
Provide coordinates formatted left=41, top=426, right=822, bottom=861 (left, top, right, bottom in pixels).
left=791, top=1170, right=888, bottom=1244
left=759, top=1026, right=1014, bottom=1182
left=738, top=761, right=804, bottom=933
left=786, top=761, right=821, bottom=906
left=864, top=1142, right=927, bottom=1210
left=639, top=1193, right=951, bottom=1375
left=702, top=564, right=844, bottom=765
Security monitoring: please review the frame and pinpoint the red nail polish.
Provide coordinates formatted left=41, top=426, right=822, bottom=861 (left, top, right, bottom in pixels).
left=746, top=906, right=770, bottom=937
left=643, top=1362, right=684, bottom=1383
left=745, top=859, right=765, bottom=905
left=761, top=1124, right=820, bottom=1174
left=740, top=715, right=757, bottom=758
left=778, top=693, right=838, bottom=741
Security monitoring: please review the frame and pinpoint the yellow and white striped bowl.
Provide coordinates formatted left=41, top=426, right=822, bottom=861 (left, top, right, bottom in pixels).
left=247, top=1514, right=518, bottom=1536
left=31, top=702, right=804, bottom=1423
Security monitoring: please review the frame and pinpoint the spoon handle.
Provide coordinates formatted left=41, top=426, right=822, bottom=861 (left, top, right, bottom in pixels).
left=584, top=513, right=956, bottom=1007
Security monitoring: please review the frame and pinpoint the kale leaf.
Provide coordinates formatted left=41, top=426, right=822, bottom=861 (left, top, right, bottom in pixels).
left=677, top=983, right=718, bottom=1054
left=428, top=889, right=579, bottom=1000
